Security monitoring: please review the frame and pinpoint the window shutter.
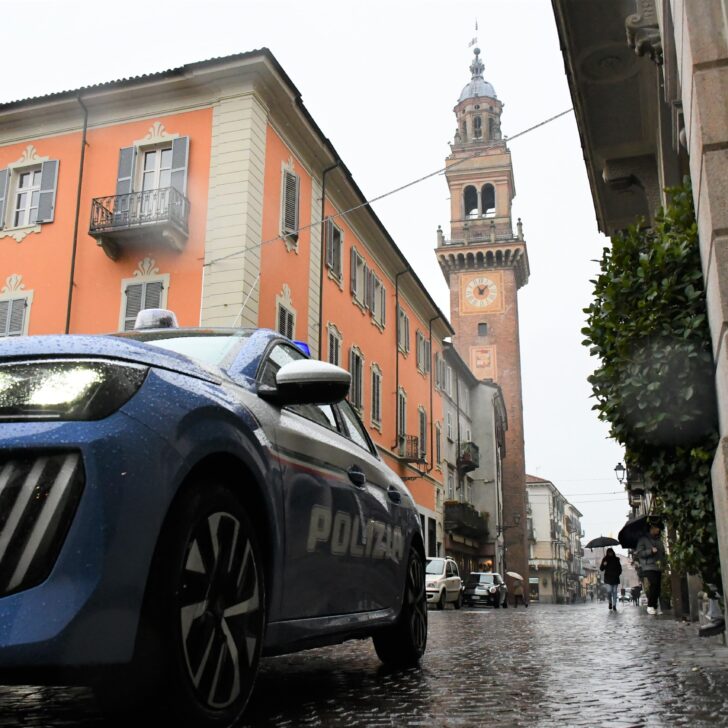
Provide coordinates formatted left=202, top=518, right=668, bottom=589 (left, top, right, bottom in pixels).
left=350, top=248, right=357, bottom=295
left=116, top=147, right=137, bottom=196
left=8, top=299, right=26, bottom=336
left=123, top=283, right=144, bottom=331
left=325, top=218, right=334, bottom=268
left=144, top=280, right=164, bottom=309
left=282, top=171, right=299, bottom=238
left=425, top=340, right=431, bottom=373
left=286, top=311, right=294, bottom=339
left=404, top=315, right=410, bottom=352
left=363, top=265, right=371, bottom=308
left=36, top=160, right=59, bottom=223
left=0, top=301, right=8, bottom=336
left=381, top=286, right=386, bottom=326
left=170, top=137, right=190, bottom=195
left=0, top=169, right=8, bottom=229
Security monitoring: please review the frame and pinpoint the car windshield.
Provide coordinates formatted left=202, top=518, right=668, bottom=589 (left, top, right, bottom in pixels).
left=467, top=573, right=494, bottom=586
left=115, top=329, right=252, bottom=366
left=425, top=558, right=446, bottom=575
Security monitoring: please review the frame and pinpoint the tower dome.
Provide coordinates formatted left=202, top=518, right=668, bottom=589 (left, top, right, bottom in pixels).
left=458, top=47, right=496, bottom=101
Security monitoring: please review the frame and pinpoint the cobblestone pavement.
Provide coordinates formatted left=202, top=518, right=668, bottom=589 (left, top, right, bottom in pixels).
left=1, top=601, right=727, bottom=727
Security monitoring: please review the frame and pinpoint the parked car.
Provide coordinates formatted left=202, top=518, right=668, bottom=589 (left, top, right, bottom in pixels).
left=463, top=571, right=508, bottom=608
left=425, top=557, right=463, bottom=609
left=0, top=310, right=428, bottom=728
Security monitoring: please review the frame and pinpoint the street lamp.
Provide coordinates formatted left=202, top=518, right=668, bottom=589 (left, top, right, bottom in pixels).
left=614, top=462, right=626, bottom=484
left=495, top=511, right=521, bottom=536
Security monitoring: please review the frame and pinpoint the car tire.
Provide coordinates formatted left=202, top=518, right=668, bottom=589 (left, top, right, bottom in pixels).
left=372, top=547, right=427, bottom=667
left=94, top=482, right=266, bottom=728
left=454, top=591, right=463, bottom=610
left=436, top=589, right=446, bottom=610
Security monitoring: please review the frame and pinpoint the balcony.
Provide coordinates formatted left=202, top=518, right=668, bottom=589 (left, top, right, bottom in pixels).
left=444, top=501, right=488, bottom=541
left=457, top=441, right=480, bottom=474
left=89, top=187, right=190, bottom=260
left=398, top=435, right=424, bottom=463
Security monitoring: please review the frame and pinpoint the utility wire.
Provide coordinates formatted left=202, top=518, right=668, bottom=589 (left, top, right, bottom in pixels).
left=203, top=108, right=573, bottom=269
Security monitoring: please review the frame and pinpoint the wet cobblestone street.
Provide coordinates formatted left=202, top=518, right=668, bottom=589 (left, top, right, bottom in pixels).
left=2, top=601, right=727, bottom=727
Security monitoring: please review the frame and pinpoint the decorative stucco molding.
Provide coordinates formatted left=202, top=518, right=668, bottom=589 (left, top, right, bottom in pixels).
left=1, top=274, right=25, bottom=294
left=133, top=257, right=161, bottom=278
left=8, top=145, right=49, bottom=169
left=133, top=121, right=179, bottom=148
left=626, top=0, right=663, bottom=65
left=0, top=224, right=41, bottom=243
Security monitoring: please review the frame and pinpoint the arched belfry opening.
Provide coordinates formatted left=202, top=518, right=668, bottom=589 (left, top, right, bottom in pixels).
left=481, top=184, right=495, bottom=218
left=464, top=186, right=478, bottom=218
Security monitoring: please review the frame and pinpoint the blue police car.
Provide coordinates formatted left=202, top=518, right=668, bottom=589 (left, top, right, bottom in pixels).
left=0, top=310, right=427, bottom=726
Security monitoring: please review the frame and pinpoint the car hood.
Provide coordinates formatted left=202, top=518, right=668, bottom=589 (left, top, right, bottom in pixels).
left=0, top=335, right=224, bottom=384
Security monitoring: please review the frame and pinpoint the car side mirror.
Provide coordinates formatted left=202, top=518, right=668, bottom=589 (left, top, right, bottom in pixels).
left=258, top=360, right=351, bottom=406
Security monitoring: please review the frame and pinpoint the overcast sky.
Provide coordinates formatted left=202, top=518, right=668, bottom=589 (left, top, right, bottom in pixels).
left=4, top=0, right=628, bottom=541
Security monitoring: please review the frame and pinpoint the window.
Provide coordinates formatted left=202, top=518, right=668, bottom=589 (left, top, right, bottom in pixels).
left=338, top=399, right=375, bottom=455
left=463, top=185, right=478, bottom=219
left=258, top=342, right=304, bottom=387
left=367, top=271, right=386, bottom=327
left=325, top=218, right=343, bottom=279
left=418, top=407, right=427, bottom=459
left=482, top=183, right=496, bottom=218
left=277, top=304, right=294, bottom=339
left=327, top=324, right=342, bottom=366
left=435, top=423, right=441, bottom=465
left=122, top=279, right=165, bottom=331
left=462, top=390, right=470, bottom=416
left=473, top=116, right=482, bottom=138
left=465, top=427, right=471, bottom=442
left=350, top=248, right=368, bottom=305
left=445, top=365, right=453, bottom=397
left=397, top=388, right=407, bottom=442
left=371, top=365, right=382, bottom=427
left=141, top=147, right=172, bottom=191
left=415, top=331, right=431, bottom=374
left=0, top=158, right=59, bottom=231
left=446, top=411, right=454, bottom=441
left=281, top=169, right=300, bottom=243
left=349, top=347, right=364, bottom=411
left=478, top=322, right=488, bottom=336
left=0, top=296, right=29, bottom=337
left=397, top=306, right=410, bottom=353
left=435, top=352, right=447, bottom=390
left=447, top=467, right=455, bottom=500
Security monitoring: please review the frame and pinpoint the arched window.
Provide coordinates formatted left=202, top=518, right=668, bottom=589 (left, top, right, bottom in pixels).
left=461, top=122, right=467, bottom=141
left=481, top=184, right=496, bottom=218
left=463, top=186, right=478, bottom=219
left=473, top=116, right=482, bottom=138
left=489, top=118, right=496, bottom=139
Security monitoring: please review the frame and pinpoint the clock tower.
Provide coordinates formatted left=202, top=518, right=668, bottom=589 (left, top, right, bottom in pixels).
left=436, top=47, right=529, bottom=580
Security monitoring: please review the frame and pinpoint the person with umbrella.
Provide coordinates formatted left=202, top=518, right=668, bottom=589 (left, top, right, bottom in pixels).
left=635, top=518, right=665, bottom=615
left=600, top=548, right=622, bottom=610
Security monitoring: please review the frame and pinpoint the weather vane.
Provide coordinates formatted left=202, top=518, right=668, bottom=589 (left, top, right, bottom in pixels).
left=468, top=19, right=478, bottom=48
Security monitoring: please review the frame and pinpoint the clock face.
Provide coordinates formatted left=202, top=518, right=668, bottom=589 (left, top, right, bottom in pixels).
left=464, top=276, right=498, bottom=308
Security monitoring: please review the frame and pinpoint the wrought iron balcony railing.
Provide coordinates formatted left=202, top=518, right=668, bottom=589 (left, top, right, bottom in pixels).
left=457, top=441, right=480, bottom=473
left=444, top=501, right=488, bottom=541
left=89, top=187, right=190, bottom=260
left=398, top=434, right=424, bottom=463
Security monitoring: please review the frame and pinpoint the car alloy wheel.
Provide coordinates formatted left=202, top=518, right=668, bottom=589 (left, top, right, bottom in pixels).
left=372, top=547, right=427, bottom=667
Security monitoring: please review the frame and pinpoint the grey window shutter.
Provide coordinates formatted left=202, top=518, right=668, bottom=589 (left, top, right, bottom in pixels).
left=36, top=160, right=59, bottom=223
left=170, top=136, right=189, bottom=195
left=8, top=299, right=26, bottom=336
left=116, top=147, right=137, bottom=196
left=381, top=285, right=386, bottom=326
left=0, top=301, right=8, bottom=336
left=282, top=171, right=299, bottom=238
left=405, top=315, right=410, bottom=352
left=0, top=169, right=9, bottom=230
left=325, top=218, right=334, bottom=268
left=144, top=280, right=164, bottom=309
left=124, top=283, right=144, bottom=331
left=287, top=312, right=294, bottom=340
left=350, top=248, right=357, bottom=295
left=363, top=266, right=371, bottom=309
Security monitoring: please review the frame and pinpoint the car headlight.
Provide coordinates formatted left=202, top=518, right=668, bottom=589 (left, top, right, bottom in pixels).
left=489, top=586, right=496, bottom=593
left=426, top=579, right=441, bottom=588
left=0, top=359, right=148, bottom=421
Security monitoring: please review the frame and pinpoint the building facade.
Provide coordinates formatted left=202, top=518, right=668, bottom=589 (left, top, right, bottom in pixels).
left=0, top=49, right=455, bottom=539
left=551, top=0, right=728, bottom=621
left=435, top=47, right=530, bottom=581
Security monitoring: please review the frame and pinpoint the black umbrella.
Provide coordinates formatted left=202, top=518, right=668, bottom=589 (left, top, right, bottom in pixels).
left=585, top=536, right=620, bottom=549
left=618, top=515, right=660, bottom=549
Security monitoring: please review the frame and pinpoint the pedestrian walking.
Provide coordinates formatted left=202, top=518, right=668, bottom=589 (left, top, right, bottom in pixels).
left=635, top=519, right=665, bottom=615
left=512, top=581, right=527, bottom=607
left=599, top=548, right=622, bottom=611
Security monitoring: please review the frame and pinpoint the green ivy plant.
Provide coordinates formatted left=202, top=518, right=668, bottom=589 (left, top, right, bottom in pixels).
left=582, top=180, right=721, bottom=587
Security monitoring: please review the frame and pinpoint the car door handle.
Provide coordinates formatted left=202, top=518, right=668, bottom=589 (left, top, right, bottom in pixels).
left=347, top=466, right=366, bottom=487
left=387, top=485, right=402, bottom=504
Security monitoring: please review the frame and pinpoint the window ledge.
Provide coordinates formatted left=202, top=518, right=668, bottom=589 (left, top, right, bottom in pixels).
left=352, top=297, right=368, bottom=314
left=327, top=268, right=343, bottom=288
left=282, top=233, right=299, bottom=253
left=371, top=317, right=385, bottom=332
left=371, top=419, right=382, bottom=433
left=0, top=224, right=41, bottom=243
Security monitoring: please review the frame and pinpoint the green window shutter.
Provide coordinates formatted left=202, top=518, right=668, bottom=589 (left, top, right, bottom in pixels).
left=170, top=137, right=189, bottom=195
left=0, top=169, right=9, bottom=230
left=124, top=283, right=144, bottom=331
left=282, top=171, right=299, bottom=239
left=116, top=147, right=136, bottom=196
left=36, top=160, right=59, bottom=223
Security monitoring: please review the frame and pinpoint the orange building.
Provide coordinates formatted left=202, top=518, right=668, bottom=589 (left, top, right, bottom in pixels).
left=0, top=50, right=453, bottom=553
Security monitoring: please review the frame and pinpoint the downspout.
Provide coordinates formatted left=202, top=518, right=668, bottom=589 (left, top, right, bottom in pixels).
left=392, top=269, right=411, bottom=450
left=455, top=372, right=462, bottom=500
left=65, top=95, right=88, bottom=334
left=426, top=315, right=440, bottom=473
left=317, top=162, right=341, bottom=359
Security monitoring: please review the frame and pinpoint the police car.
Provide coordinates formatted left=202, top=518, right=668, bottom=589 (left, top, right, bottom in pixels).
left=0, top=310, right=427, bottom=727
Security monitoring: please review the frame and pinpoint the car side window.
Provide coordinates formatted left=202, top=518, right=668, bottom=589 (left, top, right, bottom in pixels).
left=337, top=399, right=375, bottom=455
left=446, top=562, right=454, bottom=577
left=258, top=342, right=304, bottom=386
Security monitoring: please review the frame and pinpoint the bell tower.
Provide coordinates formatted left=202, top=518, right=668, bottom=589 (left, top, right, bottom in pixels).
left=436, top=47, right=529, bottom=580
